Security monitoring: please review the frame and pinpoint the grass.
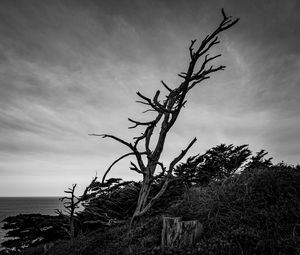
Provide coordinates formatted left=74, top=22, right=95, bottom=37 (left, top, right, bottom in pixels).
left=14, top=166, right=300, bottom=255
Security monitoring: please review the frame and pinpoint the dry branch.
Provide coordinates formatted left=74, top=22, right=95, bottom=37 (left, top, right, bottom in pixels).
left=93, top=9, right=238, bottom=222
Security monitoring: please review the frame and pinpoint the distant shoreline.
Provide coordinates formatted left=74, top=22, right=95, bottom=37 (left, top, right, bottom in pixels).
left=0, top=197, right=65, bottom=249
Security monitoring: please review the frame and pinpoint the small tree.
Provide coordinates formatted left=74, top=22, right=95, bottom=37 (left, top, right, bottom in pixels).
left=57, top=177, right=97, bottom=239
left=174, top=144, right=252, bottom=186
left=91, top=9, right=239, bottom=221
left=244, top=149, right=273, bottom=171
left=174, top=144, right=273, bottom=186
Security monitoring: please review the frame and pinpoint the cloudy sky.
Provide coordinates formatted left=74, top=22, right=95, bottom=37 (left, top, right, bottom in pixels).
left=0, top=0, right=299, bottom=196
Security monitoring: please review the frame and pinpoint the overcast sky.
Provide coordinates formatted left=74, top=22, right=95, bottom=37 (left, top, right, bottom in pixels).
left=0, top=0, right=299, bottom=196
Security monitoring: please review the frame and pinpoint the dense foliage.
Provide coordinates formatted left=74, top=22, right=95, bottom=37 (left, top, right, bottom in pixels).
left=169, top=165, right=300, bottom=254
left=1, top=214, right=67, bottom=252
left=174, top=144, right=272, bottom=186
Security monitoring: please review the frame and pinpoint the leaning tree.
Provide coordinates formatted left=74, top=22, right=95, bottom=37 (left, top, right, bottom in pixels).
left=90, top=9, right=239, bottom=222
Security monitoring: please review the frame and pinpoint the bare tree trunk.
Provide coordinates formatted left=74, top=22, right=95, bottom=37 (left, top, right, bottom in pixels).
left=91, top=9, right=239, bottom=223
left=135, top=177, right=151, bottom=215
left=70, top=216, right=75, bottom=239
left=161, top=217, right=203, bottom=251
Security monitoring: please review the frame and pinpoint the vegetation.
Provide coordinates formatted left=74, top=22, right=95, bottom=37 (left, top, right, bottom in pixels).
left=1, top=144, right=299, bottom=254
left=169, top=165, right=300, bottom=254
left=1, top=214, right=67, bottom=252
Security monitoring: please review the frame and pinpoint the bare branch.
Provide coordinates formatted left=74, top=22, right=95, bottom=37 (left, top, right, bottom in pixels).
left=221, top=8, right=227, bottom=19
left=220, top=17, right=239, bottom=31
left=197, top=36, right=220, bottom=58
left=142, top=109, right=156, bottom=114
left=188, top=77, right=210, bottom=91
left=136, top=92, right=153, bottom=106
left=137, top=91, right=174, bottom=114
left=102, top=152, right=146, bottom=183
left=89, top=133, right=133, bottom=150
left=150, top=161, right=166, bottom=182
left=161, top=80, right=172, bottom=92
left=136, top=91, right=163, bottom=112
left=190, top=9, right=238, bottom=63
left=152, top=90, right=175, bottom=114
left=89, top=133, right=149, bottom=172
left=193, top=54, right=222, bottom=78
left=128, top=118, right=155, bottom=129
left=189, top=39, right=197, bottom=59
left=136, top=100, right=150, bottom=106
left=130, top=161, right=143, bottom=174
left=178, top=73, right=187, bottom=79
left=168, top=137, right=197, bottom=174
left=203, top=64, right=226, bottom=76
left=132, top=112, right=162, bottom=150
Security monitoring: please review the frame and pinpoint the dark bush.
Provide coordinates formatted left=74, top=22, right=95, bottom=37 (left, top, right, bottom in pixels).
left=169, top=166, right=300, bottom=254
left=1, top=214, right=67, bottom=251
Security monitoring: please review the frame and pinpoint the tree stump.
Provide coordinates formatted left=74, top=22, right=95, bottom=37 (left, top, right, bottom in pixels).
left=161, top=217, right=203, bottom=251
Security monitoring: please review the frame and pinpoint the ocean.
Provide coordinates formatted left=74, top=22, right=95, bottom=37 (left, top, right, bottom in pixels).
left=0, top=197, right=64, bottom=249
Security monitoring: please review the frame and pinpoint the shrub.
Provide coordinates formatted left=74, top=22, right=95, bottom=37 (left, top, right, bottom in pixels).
left=168, top=166, right=300, bottom=254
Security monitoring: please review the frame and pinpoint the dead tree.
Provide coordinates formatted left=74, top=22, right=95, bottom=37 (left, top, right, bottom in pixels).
left=57, top=177, right=97, bottom=239
left=90, top=9, right=238, bottom=222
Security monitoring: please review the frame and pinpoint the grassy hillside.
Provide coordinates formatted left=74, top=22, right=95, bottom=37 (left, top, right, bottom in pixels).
left=17, top=165, right=300, bottom=255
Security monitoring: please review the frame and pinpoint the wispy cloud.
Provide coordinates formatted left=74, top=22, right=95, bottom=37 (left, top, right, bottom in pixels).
left=0, top=0, right=299, bottom=195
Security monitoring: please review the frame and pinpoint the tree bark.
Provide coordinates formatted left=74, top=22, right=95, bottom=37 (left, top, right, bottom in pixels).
left=161, top=217, right=203, bottom=251
left=92, top=9, right=239, bottom=223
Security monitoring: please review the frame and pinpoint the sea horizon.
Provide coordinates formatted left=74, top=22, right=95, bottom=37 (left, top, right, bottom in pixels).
left=0, top=196, right=64, bottom=221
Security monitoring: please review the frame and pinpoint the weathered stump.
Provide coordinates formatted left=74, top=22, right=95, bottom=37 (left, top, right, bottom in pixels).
left=161, top=217, right=203, bottom=251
